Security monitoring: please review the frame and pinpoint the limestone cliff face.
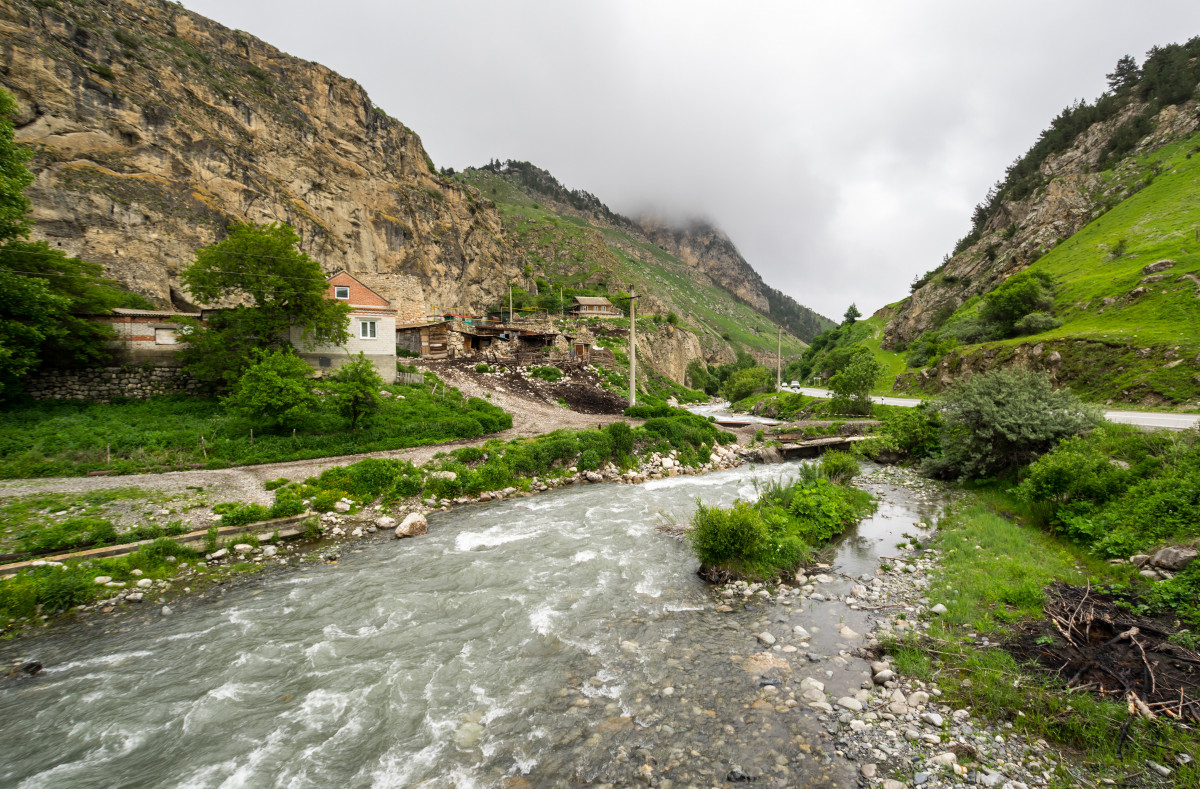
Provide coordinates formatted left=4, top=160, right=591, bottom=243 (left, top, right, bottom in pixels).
left=637, top=324, right=705, bottom=385
left=883, top=97, right=1200, bottom=348
left=0, top=0, right=519, bottom=314
left=635, top=217, right=771, bottom=312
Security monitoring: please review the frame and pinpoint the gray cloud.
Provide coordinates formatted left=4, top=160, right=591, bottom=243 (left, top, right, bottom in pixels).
left=182, top=0, right=1200, bottom=319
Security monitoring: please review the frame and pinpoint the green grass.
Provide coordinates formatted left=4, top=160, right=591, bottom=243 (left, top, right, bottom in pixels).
left=886, top=498, right=1200, bottom=779
left=0, top=376, right=511, bottom=478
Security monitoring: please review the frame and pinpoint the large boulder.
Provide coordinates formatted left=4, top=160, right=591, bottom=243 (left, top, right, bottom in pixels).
left=1142, top=259, right=1175, bottom=275
left=394, top=513, right=428, bottom=539
left=753, top=445, right=784, bottom=464
left=1151, top=545, right=1197, bottom=571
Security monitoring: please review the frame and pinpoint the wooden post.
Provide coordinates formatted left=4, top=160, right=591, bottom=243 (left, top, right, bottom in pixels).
left=106, top=442, right=110, bottom=465
left=250, top=428, right=254, bottom=446
left=777, top=326, right=782, bottom=390
left=629, top=288, right=637, bottom=407
left=509, top=283, right=513, bottom=324
left=200, top=435, right=207, bottom=460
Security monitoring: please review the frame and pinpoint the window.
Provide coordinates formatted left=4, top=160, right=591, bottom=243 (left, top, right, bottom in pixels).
left=360, top=320, right=377, bottom=339
left=154, top=328, right=178, bottom=345
left=334, top=286, right=350, bottom=300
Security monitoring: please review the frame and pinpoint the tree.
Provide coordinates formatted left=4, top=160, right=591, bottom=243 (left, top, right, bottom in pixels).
left=0, top=89, right=33, bottom=244
left=842, top=303, right=861, bottom=325
left=979, top=272, right=1054, bottom=337
left=223, top=348, right=319, bottom=430
left=329, top=352, right=385, bottom=429
left=828, top=351, right=883, bottom=415
left=923, top=368, right=1101, bottom=482
left=1106, top=54, right=1141, bottom=93
left=180, top=222, right=350, bottom=385
left=721, top=366, right=775, bottom=403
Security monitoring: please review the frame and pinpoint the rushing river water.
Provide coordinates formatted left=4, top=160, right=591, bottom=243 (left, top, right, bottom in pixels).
left=0, top=463, right=945, bottom=788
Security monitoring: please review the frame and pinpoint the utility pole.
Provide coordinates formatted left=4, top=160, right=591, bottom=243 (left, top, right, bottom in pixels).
left=508, top=283, right=513, bottom=324
left=560, top=286, right=564, bottom=317
left=629, top=288, right=638, bottom=407
left=777, top=326, right=782, bottom=390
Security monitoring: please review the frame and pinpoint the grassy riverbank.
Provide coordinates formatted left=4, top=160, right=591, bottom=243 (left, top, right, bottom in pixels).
left=0, top=373, right=511, bottom=478
left=887, top=497, right=1200, bottom=781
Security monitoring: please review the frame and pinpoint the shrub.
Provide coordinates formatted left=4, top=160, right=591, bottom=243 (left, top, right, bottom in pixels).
left=605, top=421, right=634, bottom=458
left=212, top=501, right=270, bottom=527
left=391, top=475, right=423, bottom=498
left=1012, top=312, right=1062, bottom=336
left=820, top=451, right=859, bottom=483
left=881, top=405, right=942, bottom=458
left=269, top=487, right=306, bottom=519
left=690, top=501, right=769, bottom=567
left=529, top=366, right=563, bottom=383
left=329, top=352, right=385, bottom=429
left=721, top=367, right=775, bottom=403
left=475, top=363, right=492, bottom=373
left=828, top=352, right=883, bottom=416
left=923, top=368, right=1101, bottom=482
left=223, top=349, right=318, bottom=431
left=577, top=449, right=602, bottom=471
left=787, top=479, right=871, bottom=544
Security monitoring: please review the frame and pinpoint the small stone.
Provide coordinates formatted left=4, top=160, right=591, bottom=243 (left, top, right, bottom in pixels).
left=208, top=548, right=228, bottom=561
left=793, top=625, right=811, bottom=638
left=836, top=697, right=863, bottom=712
left=930, top=603, right=947, bottom=615
left=161, top=606, right=173, bottom=615
left=136, top=579, right=153, bottom=588
left=125, top=592, right=144, bottom=603
left=914, top=771, right=930, bottom=785
left=929, top=752, right=956, bottom=765
left=375, top=515, right=396, bottom=529
left=93, top=576, right=112, bottom=585
left=860, top=764, right=877, bottom=779
left=1147, top=760, right=1172, bottom=777
left=873, top=669, right=896, bottom=685
left=233, top=544, right=254, bottom=554
left=882, top=781, right=905, bottom=789
left=395, top=512, right=428, bottom=539
left=921, top=711, right=944, bottom=727
left=262, top=546, right=278, bottom=558
left=870, top=661, right=891, bottom=675
left=908, top=690, right=930, bottom=706
left=620, top=640, right=639, bottom=653
left=756, top=632, right=777, bottom=646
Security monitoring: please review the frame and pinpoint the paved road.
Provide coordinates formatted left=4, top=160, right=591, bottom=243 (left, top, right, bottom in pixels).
left=791, top=387, right=1200, bottom=431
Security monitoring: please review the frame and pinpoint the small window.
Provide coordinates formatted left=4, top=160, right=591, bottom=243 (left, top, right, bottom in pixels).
left=334, top=286, right=350, bottom=300
left=360, top=320, right=377, bottom=339
left=154, top=328, right=178, bottom=345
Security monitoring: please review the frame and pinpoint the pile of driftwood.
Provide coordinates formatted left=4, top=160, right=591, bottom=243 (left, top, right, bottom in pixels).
left=1017, top=583, right=1200, bottom=725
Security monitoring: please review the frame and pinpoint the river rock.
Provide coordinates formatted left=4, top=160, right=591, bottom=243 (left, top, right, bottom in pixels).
left=136, top=579, right=153, bottom=588
left=430, top=470, right=458, bottom=482
left=908, top=690, right=930, bottom=706
left=793, top=625, right=811, bottom=638
left=930, top=603, right=948, bottom=614
left=873, top=669, right=896, bottom=685
left=584, top=470, right=603, bottom=483
left=836, top=697, right=863, bottom=712
left=375, top=515, right=396, bottom=529
left=395, top=513, right=429, bottom=539
left=262, top=546, right=278, bottom=558
left=861, top=764, right=877, bottom=779
left=208, top=549, right=228, bottom=561
left=126, top=592, right=144, bottom=602
left=453, top=721, right=483, bottom=749
left=882, top=780, right=905, bottom=789
left=929, top=752, right=956, bottom=765
left=756, top=631, right=777, bottom=645
left=93, top=576, right=112, bottom=585
left=1151, top=546, right=1197, bottom=571
left=870, top=660, right=890, bottom=675
left=233, top=544, right=254, bottom=554
left=921, top=711, right=944, bottom=727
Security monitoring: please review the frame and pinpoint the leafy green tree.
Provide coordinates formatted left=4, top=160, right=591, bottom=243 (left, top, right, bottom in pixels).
left=223, top=348, right=318, bottom=430
left=923, top=368, right=1101, bottom=482
left=329, top=352, right=385, bottom=429
left=979, top=272, right=1054, bottom=337
left=180, top=222, right=350, bottom=385
left=842, top=303, right=861, bottom=325
left=721, top=366, right=775, bottom=403
left=0, top=89, right=32, bottom=244
left=828, top=351, right=883, bottom=415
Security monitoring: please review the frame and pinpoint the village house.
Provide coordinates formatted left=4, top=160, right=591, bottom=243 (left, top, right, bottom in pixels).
left=94, top=307, right=200, bottom=366
left=569, top=296, right=623, bottom=318
left=291, top=270, right=398, bottom=383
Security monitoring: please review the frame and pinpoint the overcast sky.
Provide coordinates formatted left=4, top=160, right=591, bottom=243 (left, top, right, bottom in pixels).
left=182, top=1, right=1200, bottom=321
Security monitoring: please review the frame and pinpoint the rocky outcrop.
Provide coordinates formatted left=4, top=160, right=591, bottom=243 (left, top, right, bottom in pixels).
left=635, top=323, right=705, bottom=385
left=0, top=0, right=520, bottom=313
left=636, top=217, right=771, bottom=312
left=884, top=98, right=1200, bottom=348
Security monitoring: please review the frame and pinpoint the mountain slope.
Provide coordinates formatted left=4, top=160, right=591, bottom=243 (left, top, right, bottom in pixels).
left=464, top=160, right=834, bottom=344
left=0, top=0, right=519, bottom=314
left=878, top=40, right=1200, bottom=406
left=458, top=165, right=813, bottom=364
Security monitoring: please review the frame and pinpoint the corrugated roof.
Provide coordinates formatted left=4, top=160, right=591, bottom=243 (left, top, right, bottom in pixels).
left=111, top=308, right=200, bottom=318
left=572, top=296, right=613, bottom=306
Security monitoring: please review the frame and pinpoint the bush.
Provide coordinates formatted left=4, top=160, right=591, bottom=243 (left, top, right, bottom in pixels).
left=605, top=421, right=634, bottom=458
left=529, top=366, right=563, bottom=383
left=475, top=363, right=492, bottom=373
left=212, top=501, right=270, bottom=527
left=329, top=352, right=385, bottom=429
left=269, top=487, right=306, bottom=518
left=223, top=349, right=318, bottom=431
left=690, top=501, right=769, bottom=567
left=880, top=405, right=942, bottom=458
left=1012, top=312, right=1062, bottom=336
left=820, top=451, right=859, bottom=483
left=721, top=367, right=775, bottom=403
left=828, top=351, right=883, bottom=416
left=924, top=368, right=1101, bottom=482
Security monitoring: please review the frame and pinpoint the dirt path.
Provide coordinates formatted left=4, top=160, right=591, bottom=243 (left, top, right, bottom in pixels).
left=0, top=380, right=631, bottom=507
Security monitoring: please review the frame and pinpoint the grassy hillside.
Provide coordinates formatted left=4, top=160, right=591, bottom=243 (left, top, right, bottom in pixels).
left=897, top=133, right=1200, bottom=405
left=459, top=168, right=810, bottom=361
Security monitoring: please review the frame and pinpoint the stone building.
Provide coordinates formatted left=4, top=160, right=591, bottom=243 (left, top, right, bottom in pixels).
left=93, top=307, right=201, bottom=366
left=569, top=296, right=623, bottom=318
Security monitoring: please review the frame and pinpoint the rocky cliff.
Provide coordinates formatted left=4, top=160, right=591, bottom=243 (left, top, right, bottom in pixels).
left=883, top=96, right=1200, bottom=349
left=0, top=0, right=519, bottom=313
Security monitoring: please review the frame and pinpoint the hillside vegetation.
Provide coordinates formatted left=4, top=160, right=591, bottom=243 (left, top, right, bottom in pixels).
left=874, top=40, right=1200, bottom=406
left=457, top=163, right=829, bottom=363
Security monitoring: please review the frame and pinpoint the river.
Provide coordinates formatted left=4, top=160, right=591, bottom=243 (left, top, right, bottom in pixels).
left=0, top=462, right=945, bottom=788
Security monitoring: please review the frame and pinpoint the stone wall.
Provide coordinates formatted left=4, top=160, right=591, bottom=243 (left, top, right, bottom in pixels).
left=26, top=367, right=200, bottom=402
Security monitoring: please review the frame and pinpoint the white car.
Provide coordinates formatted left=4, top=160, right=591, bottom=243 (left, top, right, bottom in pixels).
left=790, top=381, right=800, bottom=389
